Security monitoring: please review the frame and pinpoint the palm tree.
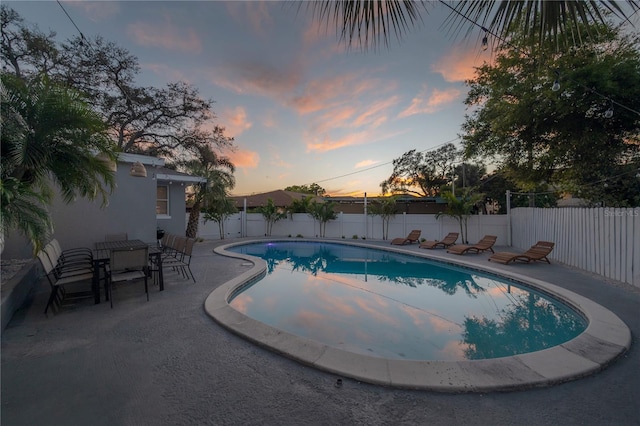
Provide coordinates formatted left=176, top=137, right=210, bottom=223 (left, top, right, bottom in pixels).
left=1, top=73, right=116, bottom=252
left=181, top=143, right=235, bottom=239
left=287, top=195, right=315, bottom=217
left=436, top=188, right=485, bottom=244
left=368, top=196, right=398, bottom=240
left=309, top=200, right=338, bottom=238
left=202, top=197, right=237, bottom=240
left=303, top=1, right=639, bottom=51
left=258, top=198, right=287, bottom=236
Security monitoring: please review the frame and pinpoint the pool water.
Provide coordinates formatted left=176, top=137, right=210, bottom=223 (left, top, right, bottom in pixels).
left=228, top=241, right=587, bottom=361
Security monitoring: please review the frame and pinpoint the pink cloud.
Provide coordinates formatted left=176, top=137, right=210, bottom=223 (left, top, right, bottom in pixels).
left=220, top=107, right=253, bottom=138
left=127, top=17, right=202, bottom=53
left=355, top=160, right=380, bottom=168
left=431, top=46, right=489, bottom=82
left=290, top=73, right=383, bottom=115
left=305, top=131, right=371, bottom=153
left=398, top=86, right=462, bottom=117
left=226, top=149, right=260, bottom=169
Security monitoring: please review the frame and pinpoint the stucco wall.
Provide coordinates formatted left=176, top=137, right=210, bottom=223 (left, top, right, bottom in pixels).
left=156, top=181, right=188, bottom=237
left=3, top=159, right=160, bottom=258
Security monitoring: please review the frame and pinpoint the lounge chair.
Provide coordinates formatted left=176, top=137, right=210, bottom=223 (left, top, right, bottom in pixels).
left=390, top=230, right=421, bottom=245
left=488, top=241, right=555, bottom=264
left=419, top=232, right=459, bottom=249
left=447, top=235, right=497, bottom=255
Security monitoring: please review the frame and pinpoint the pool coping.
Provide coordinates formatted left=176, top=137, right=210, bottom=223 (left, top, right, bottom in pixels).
left=204, top=239, right=631, bottom=393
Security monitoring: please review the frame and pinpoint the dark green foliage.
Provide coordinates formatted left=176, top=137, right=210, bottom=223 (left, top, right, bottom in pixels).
left=462, top=21, right=640, bottom=207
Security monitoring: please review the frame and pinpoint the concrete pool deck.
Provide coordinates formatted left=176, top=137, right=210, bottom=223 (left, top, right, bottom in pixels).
left=2, top=238, right=639, bottom=425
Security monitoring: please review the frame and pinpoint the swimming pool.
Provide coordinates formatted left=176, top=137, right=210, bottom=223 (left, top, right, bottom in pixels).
left=226, top=241, right=586, bottom=361
left=206, top=239, right=631, bottom=391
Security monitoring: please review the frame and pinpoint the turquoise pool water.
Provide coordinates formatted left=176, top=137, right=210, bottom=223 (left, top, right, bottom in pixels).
left=227, top=241, right=587, bottom=361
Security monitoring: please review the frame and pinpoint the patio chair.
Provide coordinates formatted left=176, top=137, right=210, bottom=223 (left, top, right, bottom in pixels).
left=105, top=233, right=128, bottom=242
left=390, top=230, right=422, bottom=245
left=106, top=246, right=149, bottom=308
left=488, top=241, right=555, bottom=264
left=419, top=232, right=459, bottom=249
left=447, top=235, right=497, bottom=255
left=162, top=235, right=186, bottom=261
left=37, top=250, right=94, bottom=315
left=162, top=237, right=196, bottom=283
left=49, top=239, right=93, bottom=262
left=44, top=241, right=92, bottom=272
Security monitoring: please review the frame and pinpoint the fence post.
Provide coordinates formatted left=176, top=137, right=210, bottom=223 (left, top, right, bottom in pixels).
left=364, top=192, right=368, bottom=239
left=506, top=190, right=512, bottom=246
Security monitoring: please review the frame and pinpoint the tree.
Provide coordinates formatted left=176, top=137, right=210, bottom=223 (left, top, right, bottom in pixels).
left=436, top=189, right=485, bottom=244
left=287, top=195, right=315, bottom=216
left=180, top=135, right=235, bottom=238
left=1, top=7, right=226, bottom=158
left=453, top=162, right=486, bottom=191
left=284, top=183, right=326, bottom=196
left=1, top=6, right=59, bottom=79
left=309, top=200, right=338, bottom=238
left=1, top=73, right=116, bottom=252
left=301, top=1, right=639, bottom=52
left=258, top=198, right=287, bottom=237
left=380, top=144, right=459, bottom=197
left=462, top=21, right=640, bottom=206
left=202, top=198, right=237, bottom=240
left=368, top=197, right=398, bottom=240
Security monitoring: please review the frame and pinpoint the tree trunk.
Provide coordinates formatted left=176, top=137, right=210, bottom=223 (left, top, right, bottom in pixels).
left=218, top=220, right=225, bottom=239
left=186, top=202, right=201, bottom=238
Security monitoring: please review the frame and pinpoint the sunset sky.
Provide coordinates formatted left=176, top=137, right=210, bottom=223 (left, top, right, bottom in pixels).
left=8, top=1, right=495, bottom=196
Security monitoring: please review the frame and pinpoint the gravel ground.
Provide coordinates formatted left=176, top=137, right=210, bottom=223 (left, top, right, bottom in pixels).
left=1, top=258, right=31, bottom=288
left=1, top=239, right=639, bottom=426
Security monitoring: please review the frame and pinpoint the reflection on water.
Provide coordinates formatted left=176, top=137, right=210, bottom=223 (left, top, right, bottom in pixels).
left=228, top=242, right=586, bottom=361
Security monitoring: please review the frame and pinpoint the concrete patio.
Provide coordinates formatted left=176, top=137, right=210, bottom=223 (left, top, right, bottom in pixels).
left=2, top=238, right=639, bottom=425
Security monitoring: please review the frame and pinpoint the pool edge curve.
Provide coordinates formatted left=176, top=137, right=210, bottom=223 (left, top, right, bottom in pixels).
left=204, top=239, right=631, bottom=393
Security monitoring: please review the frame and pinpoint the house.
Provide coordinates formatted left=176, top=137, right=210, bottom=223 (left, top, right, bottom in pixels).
left=231, top=190, right=324, bottom=211
left=230, top=191, right=455, bottom=214
left=2, top=153, right=205, bottom=259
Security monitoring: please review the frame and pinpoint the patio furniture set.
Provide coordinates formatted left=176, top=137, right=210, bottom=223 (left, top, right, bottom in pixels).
left=37, top=233, right=196, bottom=314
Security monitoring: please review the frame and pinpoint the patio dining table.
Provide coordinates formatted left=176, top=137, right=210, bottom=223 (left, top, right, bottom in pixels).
left=92, top=239, right=164, bottom=304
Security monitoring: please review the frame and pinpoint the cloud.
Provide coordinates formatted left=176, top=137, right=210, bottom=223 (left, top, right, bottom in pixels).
left=398, top=86, right=462, bottom=117
left=208, top=61, right=302, bottom=99
left=269, top=153, right=293, bottom=169
left=226, top=149, right=260, bottom=169
left=355, top=160, right=380, bottom=168
left=127, top=17, right=202, bottom=53
left=68, top=1, right=120, bottom=20
left=431, top=46, right=488, bottom=82
left=305, top=131, right=371, bottom=153
left=220, top=107, right=253, bottom=138
left=261, top=111, right=277, bottom=129
left=142, top=63, right=190, bottom=83
left=290, top=73, right=384, bottom=115
left=225, top=1, right=274, bottom=37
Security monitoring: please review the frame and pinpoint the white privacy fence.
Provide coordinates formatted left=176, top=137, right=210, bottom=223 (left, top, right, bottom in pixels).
left=193, top=206, right=639, bottom=288
left=194, top=212, right=508, bottom=248
left=510, top=207, right=640, bottom=288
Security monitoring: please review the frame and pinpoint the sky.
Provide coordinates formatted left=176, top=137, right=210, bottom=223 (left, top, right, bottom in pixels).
left=8, top=1, right=496, bottom=197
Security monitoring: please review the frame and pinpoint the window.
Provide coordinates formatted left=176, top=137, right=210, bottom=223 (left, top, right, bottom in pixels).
left=156, top=185, right=169, bottom=215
